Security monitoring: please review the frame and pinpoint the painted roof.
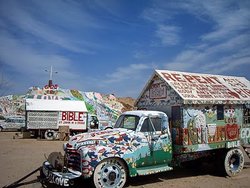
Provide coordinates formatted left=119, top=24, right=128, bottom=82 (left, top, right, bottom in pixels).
left=25, top=99, right=87, bottom=111
left=137, top=70, right=250, bottom=104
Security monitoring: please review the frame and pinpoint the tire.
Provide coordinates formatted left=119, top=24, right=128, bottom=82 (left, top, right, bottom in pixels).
left=20, top=127, right=26, bottom=133
left=44, top=130, right=56, bottom=140
left=93, top=158, right=127, bottom=188
left=104, top=127, right=113, bottom=130
left=224, top=148, right=244, bottom=177
left=0, top=126, right=3, bottom=132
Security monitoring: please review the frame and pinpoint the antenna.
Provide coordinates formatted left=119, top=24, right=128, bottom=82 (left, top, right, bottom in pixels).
left=45, top=66, right=58, bottom=87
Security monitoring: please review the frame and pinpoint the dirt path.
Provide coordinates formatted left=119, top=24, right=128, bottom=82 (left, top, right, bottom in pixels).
left=0, top=132, right=249, bottom=188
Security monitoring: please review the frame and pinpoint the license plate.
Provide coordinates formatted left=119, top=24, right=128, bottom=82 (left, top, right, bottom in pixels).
left=42, top=161, right=81, bottom=187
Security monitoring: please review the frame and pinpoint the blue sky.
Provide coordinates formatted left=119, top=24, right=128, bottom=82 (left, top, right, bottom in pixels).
left=0, top=0, right=249, bottom=98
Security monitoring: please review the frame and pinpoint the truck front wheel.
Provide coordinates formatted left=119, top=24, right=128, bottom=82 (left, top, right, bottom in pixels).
left=224, top=148, right=244, bottom=177
left=93, top=158, right=127, bottom=188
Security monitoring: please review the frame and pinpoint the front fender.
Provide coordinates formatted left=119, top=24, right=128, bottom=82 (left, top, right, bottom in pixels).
left=78, top=144, right=131, bottom=178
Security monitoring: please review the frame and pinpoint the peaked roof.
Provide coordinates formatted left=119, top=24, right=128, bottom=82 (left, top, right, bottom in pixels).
left=136, top=70, right=250, bottom=105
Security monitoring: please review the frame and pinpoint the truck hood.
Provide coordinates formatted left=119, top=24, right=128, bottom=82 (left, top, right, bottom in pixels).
left=67, top=128, right=134, bottom=149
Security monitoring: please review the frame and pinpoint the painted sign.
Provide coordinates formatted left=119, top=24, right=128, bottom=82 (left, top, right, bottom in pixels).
left=58, top=111, right=87, bottom=127
left=149, top=82, right=167, bottom=99
left=43, top=84, right=59, bottom=95
left=240, top=127, right=250, bottom=144
left=157, top=70, right=250, bottom=103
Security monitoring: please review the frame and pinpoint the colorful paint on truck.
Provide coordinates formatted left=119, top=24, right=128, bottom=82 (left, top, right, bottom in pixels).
left=42, top=111, right=174, bottom=187
left=41, top=70, right=249, bottom=188
left=136, top=70, right=250, bottom=147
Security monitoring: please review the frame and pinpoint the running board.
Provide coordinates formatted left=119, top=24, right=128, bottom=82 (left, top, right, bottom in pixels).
left=136, top=164, right=173, bottom=176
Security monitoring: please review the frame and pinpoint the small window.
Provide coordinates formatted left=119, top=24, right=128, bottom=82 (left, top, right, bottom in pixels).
left=217, top=105, right=224, bottom=120
left=172, top=106, right=181, bottom=127
left=141, top=118, right=152, bottom=132
left=243, top=105, right=250, bottom=124
left=150, top=117, right=162, bottom=131
left=141, top=117, right=162, bottom=132
left=114, top=115, right=139, bottom=130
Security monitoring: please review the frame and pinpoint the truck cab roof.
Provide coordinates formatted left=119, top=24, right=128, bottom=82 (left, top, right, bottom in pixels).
left=122, top=110, right=167, bottom=117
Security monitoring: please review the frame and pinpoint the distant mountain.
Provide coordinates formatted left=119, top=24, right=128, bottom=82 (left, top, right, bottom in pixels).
left=117, top=97, right=136, bottom=112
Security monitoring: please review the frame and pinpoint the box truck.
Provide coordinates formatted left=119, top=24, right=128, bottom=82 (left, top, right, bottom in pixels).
left=26, top=99, right=89, bottom=139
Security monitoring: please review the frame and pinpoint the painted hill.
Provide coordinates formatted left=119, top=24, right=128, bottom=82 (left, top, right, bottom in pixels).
left=0, top=85, right=135, bottom=126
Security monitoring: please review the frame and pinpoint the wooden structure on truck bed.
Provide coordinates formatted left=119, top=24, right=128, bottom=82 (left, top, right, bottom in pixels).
left=135, top=70, right=250, bottom=153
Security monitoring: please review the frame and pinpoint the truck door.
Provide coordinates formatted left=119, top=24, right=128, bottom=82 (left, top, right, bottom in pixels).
left=139, top=115, right=172, bottom=166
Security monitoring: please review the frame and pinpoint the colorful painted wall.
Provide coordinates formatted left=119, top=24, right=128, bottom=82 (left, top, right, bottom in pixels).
left=136, top=75, right=182, bottom=113
left=173, top=104, right=241, bottom=144
left=0, top=85, right=124, bottom=127
left=136, top=73, right=250, bottom=149
left=240, top=105, right=250, bottom=145
left=0, top=95, right=25, bottom=117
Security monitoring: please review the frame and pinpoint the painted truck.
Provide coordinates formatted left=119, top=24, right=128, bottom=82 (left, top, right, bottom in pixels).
left=26, top=99, right=90, bottom=139
left=41, top=70, right=250, bottom=187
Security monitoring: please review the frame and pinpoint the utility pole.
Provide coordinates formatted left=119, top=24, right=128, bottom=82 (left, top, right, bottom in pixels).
left=45, top=66, right=58, bottom=87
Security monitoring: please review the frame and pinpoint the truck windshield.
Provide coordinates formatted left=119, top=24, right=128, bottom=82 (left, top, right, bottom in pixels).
left=114, top=115, right=140, bottom=131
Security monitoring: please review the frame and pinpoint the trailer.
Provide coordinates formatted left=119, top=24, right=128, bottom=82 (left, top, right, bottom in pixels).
left=26, top=99, right=88, bottom=139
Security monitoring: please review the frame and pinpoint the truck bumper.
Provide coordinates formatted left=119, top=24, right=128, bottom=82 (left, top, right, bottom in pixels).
left=41, top=161, right=82, bottom=187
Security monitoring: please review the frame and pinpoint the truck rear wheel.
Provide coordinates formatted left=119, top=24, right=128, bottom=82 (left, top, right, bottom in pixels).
left=224, top=148, right=244, bottom=177
left=44, top=130, right=57, bottom=140
left=93, top=158, right=127, bottom=188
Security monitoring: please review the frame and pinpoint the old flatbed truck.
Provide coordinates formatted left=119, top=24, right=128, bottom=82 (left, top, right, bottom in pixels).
left=41, top=110, right=245, bottom=188
left=41, top=70, right=250, bottom=187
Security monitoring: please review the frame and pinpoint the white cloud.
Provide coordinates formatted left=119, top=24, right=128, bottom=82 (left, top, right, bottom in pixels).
left=103, top=64, right=152, bottom=84
left=164, top=32, right=250, bottom=74
left=140, top=0, right=250, bottom=77
left=155, top=25, right=181, bottom=46
left=199, top=1, right=250, bottom=41
left=0, top=0, right=100, bottom=54
left=0, top=32, right=81, bottom=89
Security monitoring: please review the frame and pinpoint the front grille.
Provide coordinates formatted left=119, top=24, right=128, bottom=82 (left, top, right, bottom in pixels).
left=66, top=149, right=81, bottom=172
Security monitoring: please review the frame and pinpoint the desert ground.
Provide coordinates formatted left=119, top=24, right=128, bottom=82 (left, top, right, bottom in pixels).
left=0, top=132, right=249, bottom=188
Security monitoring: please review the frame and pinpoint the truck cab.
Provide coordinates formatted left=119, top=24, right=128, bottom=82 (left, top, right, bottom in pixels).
left=42, top=111, right=173, bottom=187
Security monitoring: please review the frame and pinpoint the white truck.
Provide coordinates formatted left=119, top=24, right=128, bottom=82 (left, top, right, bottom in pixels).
left=0, top=116, right=25, bottom=132
left=25, top=99, right=90, bottom=139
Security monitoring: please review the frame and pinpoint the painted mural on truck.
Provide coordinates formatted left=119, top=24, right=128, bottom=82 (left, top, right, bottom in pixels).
left=170, top=104, right=243, bottom=153
left=136, top=70, right=250, bottom=149
left=241, top=105, right=250, bottom=144
left=66, top=127, right=172, bottom=178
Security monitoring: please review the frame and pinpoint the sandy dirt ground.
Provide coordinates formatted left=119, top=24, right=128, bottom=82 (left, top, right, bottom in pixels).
left=0, top=132, right=249, bottom=188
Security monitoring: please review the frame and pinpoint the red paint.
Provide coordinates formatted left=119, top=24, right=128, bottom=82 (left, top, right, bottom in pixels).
left=226, top=124, right=238, bottom=140
left=61, top=111, right=84, bottom=122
